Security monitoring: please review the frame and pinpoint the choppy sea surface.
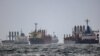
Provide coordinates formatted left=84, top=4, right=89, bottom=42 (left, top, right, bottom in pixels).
left=0, top=44, right=100, bottom=56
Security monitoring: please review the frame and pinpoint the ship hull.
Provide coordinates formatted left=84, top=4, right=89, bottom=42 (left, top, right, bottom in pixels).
left=76, top=39, right=99, bottom=44
left=29, top=38, right=44, bottom=44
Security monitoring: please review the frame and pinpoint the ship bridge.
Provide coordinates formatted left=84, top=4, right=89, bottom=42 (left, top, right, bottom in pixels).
left=84, top=19, right=93, bottom=35
left=85, top=25, right=93, bottom=35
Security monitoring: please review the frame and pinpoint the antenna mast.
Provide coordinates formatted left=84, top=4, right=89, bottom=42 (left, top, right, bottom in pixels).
left=86, top=19, right=89, bottom=26
left=35, top=23, right=38, bottom=32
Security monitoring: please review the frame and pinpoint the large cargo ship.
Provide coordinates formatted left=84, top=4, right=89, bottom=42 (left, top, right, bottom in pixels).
left=64, top=19, right=99, bottom=44
left=29, top=23, right=58, bottom=44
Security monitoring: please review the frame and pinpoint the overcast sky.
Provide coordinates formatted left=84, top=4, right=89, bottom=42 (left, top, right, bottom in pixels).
left=0, top=0, right=100, bottom=43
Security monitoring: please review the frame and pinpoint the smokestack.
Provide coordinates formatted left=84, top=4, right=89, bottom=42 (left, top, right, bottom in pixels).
left=17, top=32, right=19, bottom=36
left=83, top=25, right=85, bottom=32
left=14, top=32, right=17, bottom=40
left=80, top=25, right=82, bottom=32
left=14, top=32, right=16, bottom=37
left=74, top=26, right=77, bottom=32
left=9, top=31, right=11, bottom=40
left=11, top=32, right=14, bottom=40
left=76, top=26, right=79, bottom=33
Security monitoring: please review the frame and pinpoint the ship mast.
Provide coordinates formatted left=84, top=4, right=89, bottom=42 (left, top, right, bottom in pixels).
left=86, top=19, right=89, bottom=26
left=35, top=23, right=38, bottom=32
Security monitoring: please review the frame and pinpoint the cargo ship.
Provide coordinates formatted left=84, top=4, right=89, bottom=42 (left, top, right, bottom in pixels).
left=2, top=31, right=29, bottom=44
left=29, top=23, right=58, bottom=44
left=64, top=19, right=99, bottom=44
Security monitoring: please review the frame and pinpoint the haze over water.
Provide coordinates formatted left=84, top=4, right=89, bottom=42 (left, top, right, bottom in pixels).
left=0, top=0, right=100, bottom=43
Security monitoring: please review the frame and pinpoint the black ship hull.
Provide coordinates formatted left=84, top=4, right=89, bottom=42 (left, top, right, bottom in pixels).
left=76, top=39, right=99, bottom=44
left=29, top=38, right=44, bottom=44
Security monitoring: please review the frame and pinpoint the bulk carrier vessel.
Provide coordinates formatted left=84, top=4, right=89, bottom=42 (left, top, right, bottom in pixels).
left=64, top=19, right=99, bottom=44
left=29, top=23, right=58, bottom=44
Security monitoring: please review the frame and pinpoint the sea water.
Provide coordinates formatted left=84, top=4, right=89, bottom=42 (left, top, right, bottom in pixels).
left=0, top=44, right=100, bottom=56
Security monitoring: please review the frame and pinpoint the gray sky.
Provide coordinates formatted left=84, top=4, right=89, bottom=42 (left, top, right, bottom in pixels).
left=0, top=0, right=100, bottom=43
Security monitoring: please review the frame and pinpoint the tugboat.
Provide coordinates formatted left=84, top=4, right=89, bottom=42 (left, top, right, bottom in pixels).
left=64, top=19, right=99, bottom=44
left=29, top=23, right=58, bottom=44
